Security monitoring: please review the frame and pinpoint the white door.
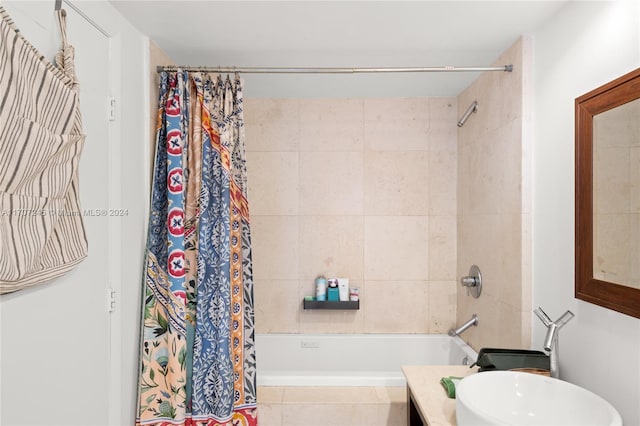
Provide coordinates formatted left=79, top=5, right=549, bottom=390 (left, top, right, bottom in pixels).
left=0, top=2, right=113, bottom=425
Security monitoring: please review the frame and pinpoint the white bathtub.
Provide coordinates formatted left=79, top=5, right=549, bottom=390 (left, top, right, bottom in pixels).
left=255, top=333, right=477, bottom=387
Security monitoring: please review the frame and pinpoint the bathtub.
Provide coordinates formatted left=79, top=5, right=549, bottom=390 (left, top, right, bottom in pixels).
left=255, top=333, right=477, bottom=387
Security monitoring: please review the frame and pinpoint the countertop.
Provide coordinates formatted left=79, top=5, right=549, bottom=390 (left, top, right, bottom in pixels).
left=402, top=365, right=478, bottom=426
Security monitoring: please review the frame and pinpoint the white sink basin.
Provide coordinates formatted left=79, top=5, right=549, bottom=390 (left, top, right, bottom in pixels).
left=456, top=371, right=622, bottom=426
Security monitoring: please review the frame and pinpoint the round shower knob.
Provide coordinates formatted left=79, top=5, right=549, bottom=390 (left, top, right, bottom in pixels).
left=460, top=265, right=482, bottom=298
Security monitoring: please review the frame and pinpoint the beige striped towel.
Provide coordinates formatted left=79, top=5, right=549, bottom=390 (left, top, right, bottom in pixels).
left=0, top=7, right=88, bottom=294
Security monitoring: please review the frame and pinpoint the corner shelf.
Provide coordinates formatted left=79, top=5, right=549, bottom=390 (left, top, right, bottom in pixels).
left=303, top=300, right=360, bottom=310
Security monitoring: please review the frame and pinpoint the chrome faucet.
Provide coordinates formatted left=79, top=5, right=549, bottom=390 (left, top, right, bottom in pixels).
left=448, top=314, right=479, bottom=337
left=534, top=307, right=574, bottom=378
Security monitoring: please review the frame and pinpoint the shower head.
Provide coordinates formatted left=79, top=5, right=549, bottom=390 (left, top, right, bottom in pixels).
left=457, top=101, right=478, bottom=127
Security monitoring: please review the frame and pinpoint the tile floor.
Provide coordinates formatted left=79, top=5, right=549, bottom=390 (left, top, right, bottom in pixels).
left=257, top=386, right=407, bottom=426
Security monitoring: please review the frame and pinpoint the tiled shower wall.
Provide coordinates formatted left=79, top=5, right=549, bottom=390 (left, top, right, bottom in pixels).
left=456, top=36, right=533, bottom=349
left=244, top=97, right=458, bottom=334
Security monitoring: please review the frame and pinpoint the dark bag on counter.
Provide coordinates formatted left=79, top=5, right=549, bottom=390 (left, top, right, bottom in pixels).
left=471, top=348, right=550, bottom=372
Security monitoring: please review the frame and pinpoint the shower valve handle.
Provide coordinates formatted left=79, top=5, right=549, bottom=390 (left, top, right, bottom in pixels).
left=461, top=276, right=478, bottom=287
left=461, top=276, right=478, bottom=296
left=460, top=265, right=482, bottom=298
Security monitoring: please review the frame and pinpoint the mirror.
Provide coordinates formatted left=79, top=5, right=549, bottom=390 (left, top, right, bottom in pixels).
left=575, top=67, right=640, bottom=319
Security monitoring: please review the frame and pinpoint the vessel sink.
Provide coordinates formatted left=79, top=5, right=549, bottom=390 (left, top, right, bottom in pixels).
left=456, top=371, right=622, bottom=425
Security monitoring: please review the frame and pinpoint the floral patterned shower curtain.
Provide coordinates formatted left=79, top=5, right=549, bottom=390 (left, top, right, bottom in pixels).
left=136, top=71, right=257, bottom=426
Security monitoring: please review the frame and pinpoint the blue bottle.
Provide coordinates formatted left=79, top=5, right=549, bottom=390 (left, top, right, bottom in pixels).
left=315, top=276, right=327, bottom=301
left=327, top=279, right=339, bottom=301
left=327, top=287, right=339, bottom=301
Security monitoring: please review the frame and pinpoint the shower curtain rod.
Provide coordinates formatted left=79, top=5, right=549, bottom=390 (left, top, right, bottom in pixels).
left=156, top=64, right=513, bottom=74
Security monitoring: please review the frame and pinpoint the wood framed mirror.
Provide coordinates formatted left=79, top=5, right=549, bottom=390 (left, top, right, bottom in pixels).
left=575, top=67, right=640, bottom=319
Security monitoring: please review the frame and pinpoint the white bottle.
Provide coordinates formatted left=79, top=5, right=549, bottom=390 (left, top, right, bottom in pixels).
left=337, top=278, right=349, bottom=301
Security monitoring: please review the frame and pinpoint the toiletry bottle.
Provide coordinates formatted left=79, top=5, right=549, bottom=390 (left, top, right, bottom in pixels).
left=349, top=287, right=359, bottom=301
left=337, top=278, right=349, bottom=301
left=315, top=276, right=327, bottom=301
left=327, top=278, right=340, bottom=301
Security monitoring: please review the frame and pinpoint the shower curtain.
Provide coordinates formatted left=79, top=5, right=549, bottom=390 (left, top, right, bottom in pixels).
left=136, top=71, right=257, bottom=426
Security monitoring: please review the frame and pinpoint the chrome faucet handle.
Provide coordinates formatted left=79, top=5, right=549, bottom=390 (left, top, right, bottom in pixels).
left=460, top=265, right=482, bottom=298
left=534, top=306, right=553, bottom=327
left=461, top=276, right=479, bottom=294
left=555, top=310, right=575, bottom=328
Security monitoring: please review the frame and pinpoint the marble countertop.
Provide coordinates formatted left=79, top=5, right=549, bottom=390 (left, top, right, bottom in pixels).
left=402, top=365, right=479, bottom=426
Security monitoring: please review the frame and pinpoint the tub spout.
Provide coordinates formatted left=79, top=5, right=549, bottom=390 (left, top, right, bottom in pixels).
left=448, top=314, right=478, bottom=337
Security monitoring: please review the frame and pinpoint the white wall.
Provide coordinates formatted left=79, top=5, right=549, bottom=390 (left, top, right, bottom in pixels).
left=0, top=2, right=148, bottom=425
left=533, top=0, right=640, bottom=424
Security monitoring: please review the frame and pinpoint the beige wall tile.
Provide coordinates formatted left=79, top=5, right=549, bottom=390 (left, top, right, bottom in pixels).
left=364, top=216, right=428, bottom=281
left=258, top=404, right=282, bottom=426
left=269, top=387, right=404, bottom=426
left=429, top=98, right=458, bottom=124
left=497, top=303, right=526, bottom=348
left=374, top=389, right=409, bottom=425
left=428, top=281, right=457, bottom=333
left=521, top=112, right=533, bottom=216
left=428, top=98, right=458, bottom=154
left=255, top=279, right=300, bottom=333
left=457, top=291, right=500, bottom=351
left=458, top=129, right=503, bottom=215
left=520, top=308, right=532, bottom=348
left=457, top=214, right=504, bottom=300
left=247, top=151, right=299, bottom=215
left=456, top=36, right=531, bottom=350
left=497, top=214, right=522, bottom=306
left=282, top=386, right=379, bottom=404
left=373, top=386, right=406, bottom=404
left=365, top=98, right=429, bottom=151
left=520, top=212, right=533, bottom=312
left=258, top=386, right=285, bottom=403
left=428, top=215, right=457, bottom=280
left=299, top=99, right=364, bottom=152
left=364, top=281, right=428, bottom=333
left=380, top=402, right=407, bottom=426
left=281, top=403, right=382, bottom=426
left=428, top=100, right=457, bottom=220
left=252, top=216, right=299, bottom=280
left=244, top=99, right=299, bottom=152
left=245, top=96, right=461, bottom=337
left=364, top=151, right=429, bottom=215
left=299, top=151, right=363, bottom=215
left=497, top=120, right=524, bottom=215
left=299, top=216, right=364, bottom=280
left=428, top=148, right=457, bottom=215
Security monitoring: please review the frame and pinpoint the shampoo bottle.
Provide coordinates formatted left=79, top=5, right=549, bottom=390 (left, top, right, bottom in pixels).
left=315, top=276, right=327, bottom=301
left=327, top=278, right=340, bottom=301
left=337, top=278, right=349, bottom=301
